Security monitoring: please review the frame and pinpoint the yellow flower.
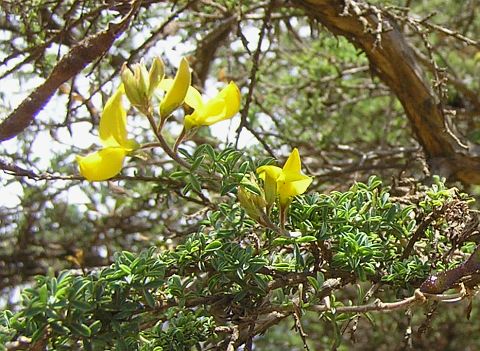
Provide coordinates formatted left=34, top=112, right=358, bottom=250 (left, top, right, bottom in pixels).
left=182, top=81, right=241, bottom=130
left=159, top=57, right=191, bottom=120
left=76, top=85, right=137, bottom=181
left=256, top=148, right=312, bottom=208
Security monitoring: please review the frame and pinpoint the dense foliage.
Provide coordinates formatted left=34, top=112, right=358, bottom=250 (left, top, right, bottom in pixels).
left=1, top=0, right=480, bottom=350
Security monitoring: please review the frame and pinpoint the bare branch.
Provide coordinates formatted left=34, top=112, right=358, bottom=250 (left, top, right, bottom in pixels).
left=294, top=0, right=480, bottom=184
left=0, top=1, right=140, bottom=142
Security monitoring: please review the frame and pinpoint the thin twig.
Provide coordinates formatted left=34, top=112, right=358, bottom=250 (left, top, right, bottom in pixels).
left=235, top=0, right=276, bottom=147
left=0, top=1, right=141, bottom=142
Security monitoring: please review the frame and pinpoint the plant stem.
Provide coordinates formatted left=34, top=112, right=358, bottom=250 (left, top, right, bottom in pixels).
left=145, top=111, right=191, bottom=169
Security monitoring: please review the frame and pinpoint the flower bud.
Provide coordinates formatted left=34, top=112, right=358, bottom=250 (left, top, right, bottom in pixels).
left=121, top=58, right=164, bottom=113
left=237, top=175, right=268, bottom=224
left=134, top=63, right=149, bottom=99
left=148, top=57, right=165, bottom=97
left=121, top=63, right=148, bottom=110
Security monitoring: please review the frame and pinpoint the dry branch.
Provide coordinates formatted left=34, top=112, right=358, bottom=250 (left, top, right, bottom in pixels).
left=0, top=2, right=140, bottom=142
left=295, top=0, right=480, bottom=184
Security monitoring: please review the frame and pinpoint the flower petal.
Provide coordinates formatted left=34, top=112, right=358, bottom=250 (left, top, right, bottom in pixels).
left=290, top=177, right=313, bottom=196
left=257, top=165, right=282, bottom=209
left=217, top=81, right=241, bottom=118
left=184, top=85, right=204, bottom=110
left=76, top=147, right=127, bottom=181
left=282, top=148, right=302, bottom=174
left=184, top=96, right=225, bottom=129
left=256, top=165, right=282, bottom=180
left=277, top=177, right=312, bottom=206
left=200, top=82, right=241, bottom=126
left=196, top=98, right=227, bottom=125
left=159, top=57, right=191, bottom=118
left=99, top=85, right=127, bottom=148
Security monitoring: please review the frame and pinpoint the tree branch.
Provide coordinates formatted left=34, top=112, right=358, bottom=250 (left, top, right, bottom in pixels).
left=0, top=1, right=140, bottom=142
left=294, top=0, right=480, bottom=184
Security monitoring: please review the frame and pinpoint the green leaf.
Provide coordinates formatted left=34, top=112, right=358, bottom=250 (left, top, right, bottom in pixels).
left=118, top=264, right=131, bottom=275
left=144, top=280, right=165, bottom=289
left=170, top=170, right=189, bottom=179
left=220, top=182, right=237, bottom=196
left=122, top=251, right=136, bottom=262
left=143, top=289, right=155, bottom=308
left=307, top=276, right=320, bottom=291
left=177, top=147, right=192, bottom=160
left=23, top=306, right=44, bottom=318
left=51, top=322, right=70, bottom=335
left=203, top=144, right=216, bottom=160
left=70, top=323, right=92, bottom=338
left=191, top=155, right=205, bottom=172
left=205, top=240, right=222, bottom=252
left=71, top=300, right=93, bottom=311
left=189, top=175, right=202, bottom=193
left=295, top=236, right=317, bottom=243
left=272, top=262, right=293, bottom=271
left=89, top=320, right=102, bottom=334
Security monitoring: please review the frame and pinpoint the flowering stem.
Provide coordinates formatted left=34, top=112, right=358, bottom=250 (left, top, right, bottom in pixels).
left=140, top=142, right=162, bottom=150
left=262, top=214, right=288, bottom=236
left=145, top=111, right=191, bottom=170
left=279, top=205, right=287, bottom=230
left=157, top=115, right=168, bottom=134
left=173, top=127, right=187, bottom=153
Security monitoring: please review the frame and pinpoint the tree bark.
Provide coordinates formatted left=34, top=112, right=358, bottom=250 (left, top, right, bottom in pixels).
left=0, top=3, right=139, bottom=143
left=295, top=0, right=480, bottom=184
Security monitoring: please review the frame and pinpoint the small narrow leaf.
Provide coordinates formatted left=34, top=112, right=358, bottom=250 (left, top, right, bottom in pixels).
left=205, top=240, right=222, bottom=252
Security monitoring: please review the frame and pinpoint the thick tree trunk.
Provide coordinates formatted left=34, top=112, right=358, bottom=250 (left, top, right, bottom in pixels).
left=295, top=0, right=480, bottom=184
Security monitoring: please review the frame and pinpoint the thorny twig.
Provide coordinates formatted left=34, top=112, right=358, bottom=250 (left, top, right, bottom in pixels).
left=235, top=0, right=276, bottom=154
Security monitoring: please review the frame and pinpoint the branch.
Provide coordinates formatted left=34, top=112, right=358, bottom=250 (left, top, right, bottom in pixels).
left=193, top=15, right=237, bottom=87
left=294, top=0, right=480, bottom=184
left=0, top=1, right=140, bottom=142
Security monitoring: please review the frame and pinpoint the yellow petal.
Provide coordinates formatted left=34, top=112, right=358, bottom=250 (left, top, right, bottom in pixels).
left=76, top=148, right=127, bottom=182
left=278, top=177, right=312, bottom=207
left=283, top=148, right=301, bottom=174
left=185, top=85, right=204, bottom=110
left=256, top=165, right=282, bottom=180
left=287, top=177, right=313, bottom=196
left=158, top=78, right=172, bottom=91
left=159, top=57, right=191, bottom=119
left=217, top=81, right=241, bottom=118
left=196, top=82, right=241, bottom=126
left=282, top=148, right=310, bottom=182
left=257, top=165, right=282, bottom=209
left=99, top=85, right=128, bottom=148
left=195, top=98, right=226, bottom=126
left=159, top=79, right=203, bottom=109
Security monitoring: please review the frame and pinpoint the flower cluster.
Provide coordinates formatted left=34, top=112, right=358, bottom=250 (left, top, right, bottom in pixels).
left=238, top=148, right=313, bottom=229
left=76, top=57, right=241, bottom=181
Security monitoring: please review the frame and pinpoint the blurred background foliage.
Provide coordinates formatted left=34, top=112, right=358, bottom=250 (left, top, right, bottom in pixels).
left=1, top=0, right=480, bottom=349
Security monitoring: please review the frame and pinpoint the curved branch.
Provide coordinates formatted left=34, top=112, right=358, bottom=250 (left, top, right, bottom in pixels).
left=0, top=2, right=140, bottom=142
left=295, top=0, right=480, bottom=184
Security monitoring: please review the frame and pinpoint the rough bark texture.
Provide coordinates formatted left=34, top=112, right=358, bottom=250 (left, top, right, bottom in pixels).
left=0, top=5, right=139, bottom=143
left=295, top=0, right=480, bottom=184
